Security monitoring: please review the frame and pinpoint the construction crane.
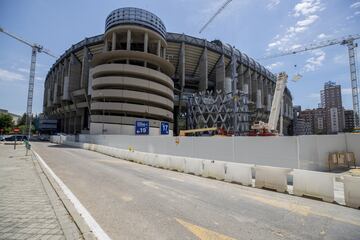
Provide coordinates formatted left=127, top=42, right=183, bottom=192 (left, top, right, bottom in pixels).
left=259, top=34, right=360, bottom=128
left=0, top=27, right=56, bottom=140
left=199, top=0, right=232, bottom=33
left=250, top=72, right=288, bottom=136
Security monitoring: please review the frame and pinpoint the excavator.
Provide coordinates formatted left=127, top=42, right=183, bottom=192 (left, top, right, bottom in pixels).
left=249, top=72, right=288, bottom=136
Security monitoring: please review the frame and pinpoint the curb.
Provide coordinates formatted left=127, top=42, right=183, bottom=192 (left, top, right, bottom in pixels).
left=31, top=149, right=97, bottom=240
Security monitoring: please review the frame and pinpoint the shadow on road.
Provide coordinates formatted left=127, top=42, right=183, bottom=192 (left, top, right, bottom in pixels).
left=46, top=144, right=79, bottom=149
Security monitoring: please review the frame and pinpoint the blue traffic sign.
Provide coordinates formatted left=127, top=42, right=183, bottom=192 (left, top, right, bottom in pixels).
left=160, top=122, right=169, bottom=135
left=135, top=121, right=149, bottom=135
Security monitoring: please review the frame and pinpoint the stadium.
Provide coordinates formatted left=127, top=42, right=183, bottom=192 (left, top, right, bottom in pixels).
left=43, top=7, right=293, bottom=135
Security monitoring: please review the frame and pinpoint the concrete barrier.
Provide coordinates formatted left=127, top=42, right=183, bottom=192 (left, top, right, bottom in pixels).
left=82, top=143, right=91, bottom=150
left=184, top=157, right=203, bottom=176
left=55, top=140, right=355, bottom=208
left=225, top=163, right=253, bottom=186
left=293, top=169, right=334, bottom=202
left=88, top=144, right=95, bottom=151
left=168, top=156, right=186, bottom=172
left=342, top=175, right=360, bottom=208
left=110, top=148, right=124, bottom=159
left=255, top=165, right=291, bottom=193
left=133, top=151, right=146, bottom=164
left=202, top=160, right=226, bottom=180
left=127, top=151, right=137, bottom=162
left=153, top=154, right=170, bottom=169
left=100, top=146, right=111, bottom=156
left=144, top=153, right=156, bottom=166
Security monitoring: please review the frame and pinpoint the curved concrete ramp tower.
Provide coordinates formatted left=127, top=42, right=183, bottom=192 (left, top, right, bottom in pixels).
left=90, top=7, right=175, bottom=135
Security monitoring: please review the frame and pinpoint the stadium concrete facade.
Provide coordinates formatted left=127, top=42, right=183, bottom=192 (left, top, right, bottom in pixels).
left=43, top=7, right=293, bottom=135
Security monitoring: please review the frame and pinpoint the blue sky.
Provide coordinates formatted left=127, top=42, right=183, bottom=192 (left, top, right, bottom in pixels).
left=0, top=0, right=359, bottom=115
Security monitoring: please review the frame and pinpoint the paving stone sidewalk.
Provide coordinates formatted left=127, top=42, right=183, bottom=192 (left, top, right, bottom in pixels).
left=0, top=144, right=82, bottom=240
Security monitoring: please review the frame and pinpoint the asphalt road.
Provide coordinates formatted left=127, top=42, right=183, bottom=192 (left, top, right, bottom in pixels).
left=32, top=142, right=360, bottom=240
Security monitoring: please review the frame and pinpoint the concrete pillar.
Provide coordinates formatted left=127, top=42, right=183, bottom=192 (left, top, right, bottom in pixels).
left=247, top=68, right=252, bottom=101
left=237, top=63, right=243, bottom=91
left=80, top=110, right=85, bottom=131
left=199, top=47, right=208, bottom=91
left=126, top=30, right=131, bottom=51
left=179, top=42, right=186, bottom=90
left=157, top=40, right=161, bottom=57
left=263, top=77, right=268, bottom=110
left=104, top=38, right=108, bottom=51
left=144, top=32, right=148, bottom=53
left=257, top=73, right=263, bottom=109
left=53, top=82, right=58, bottom=104
left=215, top=55, right=225, bottom=91
left=81, top=46, right=91, bottom=90
left=73, top=113, right=76, bottom=134
left=163, top=48, right=166, bottom=59
left=60, top=113, right=65, bottom=132
left=64, top=113, right=68, bottom=133
left=230, top=51, right=238, bottom=94
left=242, top=67, right=249, bottom=95
left=69, top=53, right=81, bottom=92
left=252, top=71, right=258, bottom=104
left=47, top=88, right=51, bottom=107
left=112, top=32, right=116, bottom=51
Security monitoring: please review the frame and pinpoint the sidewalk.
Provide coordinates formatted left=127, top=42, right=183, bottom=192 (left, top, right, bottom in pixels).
left=0, top=143, right=82, bottom=240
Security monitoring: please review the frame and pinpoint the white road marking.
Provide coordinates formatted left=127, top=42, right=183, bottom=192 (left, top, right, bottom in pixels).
left=33, top=150, right=112, bottom=240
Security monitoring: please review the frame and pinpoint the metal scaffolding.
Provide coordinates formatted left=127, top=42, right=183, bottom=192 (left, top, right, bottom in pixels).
left=187, top=90, right=250, bottom=135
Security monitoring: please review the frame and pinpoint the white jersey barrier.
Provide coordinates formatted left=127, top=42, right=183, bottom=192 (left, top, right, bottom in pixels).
left=154, top=154, right=170, bottom=169
left=225, top=162, right=253, bottom=186
left=255, top=165, right=292, bottom=193
left=202, top=160, right=226, bottom=180
left=293, top=169, right=334, bottom=202
left=184, top=157, right=204, bottom=175
left=52, top=139, right=360, bottom=209
left=168, top=156, right=186, bottom=172
left=340, top=175, right=360, bottom=208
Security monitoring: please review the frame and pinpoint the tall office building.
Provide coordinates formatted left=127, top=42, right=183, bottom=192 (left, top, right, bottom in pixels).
left=320, top=81, right=344, bottom=134
left=344, top=109, right=355, bottom=132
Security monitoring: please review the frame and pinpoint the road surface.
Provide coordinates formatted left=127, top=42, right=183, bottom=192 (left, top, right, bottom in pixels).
left=32, top=142, right=360, bottom=240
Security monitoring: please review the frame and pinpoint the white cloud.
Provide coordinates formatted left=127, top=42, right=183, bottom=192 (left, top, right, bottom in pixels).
left=317, top=33, right=329, bottom=39
left=346, top=6, right=360, bottom=20
left=293, top=0, right=323, bottom=17
left=266, top=61, right=284, bottom=70
left=303, top=50, right=326, bottom=72
left=0, top=68, right=26, bottom=82
left=267, top=0, right=280, bottom=10
left=342, top=88, right=352, bottom=95
left=290, top=44, right=302, bottom=49
left=17, top=68, right=29, bottom=73
left=296, top=15, right=319, bottom=26
left=267, top=13, right=320, bottom=51
left=350, top=2, right=360, bottom=8
left=266, top=1, right=323, bottom=52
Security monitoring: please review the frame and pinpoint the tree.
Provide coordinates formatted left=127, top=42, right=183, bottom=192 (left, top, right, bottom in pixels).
left=0, top=113, right=14, bottom=134
left=17, top=113, right=36, bottom=127
left=17, top=113, right=26, bottom=126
